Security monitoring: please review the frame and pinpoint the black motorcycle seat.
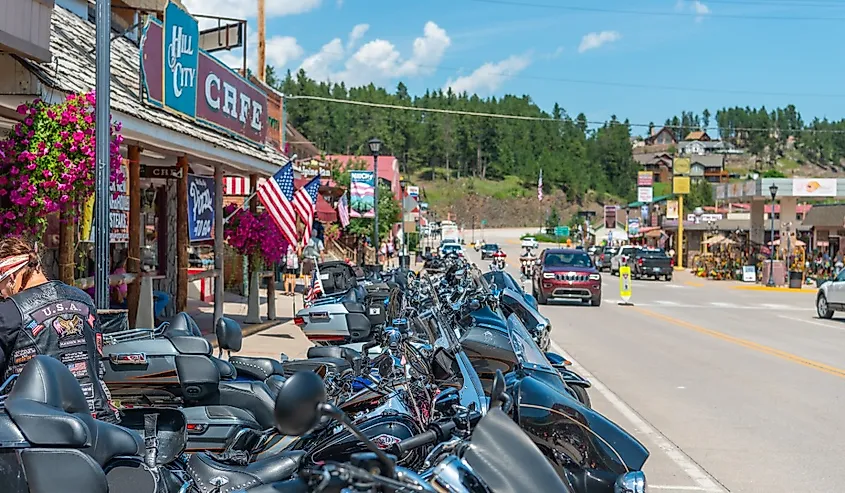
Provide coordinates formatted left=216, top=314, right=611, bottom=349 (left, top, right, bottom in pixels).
left=186, top=450, right=305, bottom=493
left=168, top=336, right=213, bottom=356
left=265, top=375, right=286, bottom=398
left=211, top=356, right=237, bottom=380
left=307, top=346, right=361, bottom=367
left=5, top=356, right=143, bottom=466
left=229, top=356, right=285, bottom=381
left=216, top=382, right=275, bottom=429
left=282, top=357, right=350, bottom=376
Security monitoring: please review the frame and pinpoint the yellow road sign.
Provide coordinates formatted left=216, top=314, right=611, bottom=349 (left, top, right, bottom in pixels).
left=673, top=176, right=690, bottom=195
left=620, top=265, right=632, bottom=302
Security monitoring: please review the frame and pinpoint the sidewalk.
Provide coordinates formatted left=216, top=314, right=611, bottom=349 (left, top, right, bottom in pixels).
left=672, top=269, right=816, bottom=293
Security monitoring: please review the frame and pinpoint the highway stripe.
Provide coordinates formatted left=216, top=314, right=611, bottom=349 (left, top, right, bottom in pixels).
left=655, top=300, right=682, bottom=306
left=778, top=314, right=845, bottom=331
left=632, top=307, right=845, bottom=379
left=549, top=341, right=726, bottom=492
left=709, top=302, right=741, bottom=308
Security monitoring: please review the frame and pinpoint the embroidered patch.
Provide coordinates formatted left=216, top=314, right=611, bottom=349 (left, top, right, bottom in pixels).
left=95, top=333, right=103, bottom=356
left=53, top=314, right=84, bottom=338
left=31, top=301, right=89, bottom=324
left=80, top=383, right=94, bottom=401
left=88, top=314, right=96, bottom=327
left=66, top=362, right=88, bottom=378
left=60, top=351, right=88, bottom=364
left=31, top=324, right=45, bottom=337
left=58, top=337, right=86, bottom=349
left=12, top=346, right=36, bottom=365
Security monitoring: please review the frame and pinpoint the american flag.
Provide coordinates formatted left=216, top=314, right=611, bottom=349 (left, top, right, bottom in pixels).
left=257, top=161, right=298, bottom=246
left=337, top=193, right=350, bottom=228
left=537, top=169, right=543, bottom=202
left=305, top=264, right=324, bottom=302
left=293, top=176, right=321, bottom=246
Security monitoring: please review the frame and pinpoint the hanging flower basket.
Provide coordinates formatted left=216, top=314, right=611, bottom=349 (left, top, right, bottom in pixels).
left=223, top=204, right=289, bottom=266
left=0, top=92, right=124, bottom=238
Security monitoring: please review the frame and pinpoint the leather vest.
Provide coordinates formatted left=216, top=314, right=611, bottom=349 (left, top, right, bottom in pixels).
left=6, top=281, right=119, bottom=422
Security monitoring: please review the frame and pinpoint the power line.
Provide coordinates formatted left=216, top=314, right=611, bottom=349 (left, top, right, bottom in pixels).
left=465, top=0, right=845, bottom=21
left=284, top=94, right=845, bottom=134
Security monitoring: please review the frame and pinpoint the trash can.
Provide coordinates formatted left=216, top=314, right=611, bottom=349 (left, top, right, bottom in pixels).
left=788, top=271, right=803, bottom=289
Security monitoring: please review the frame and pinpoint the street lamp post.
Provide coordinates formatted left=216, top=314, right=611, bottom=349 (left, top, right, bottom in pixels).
left=367, top=138, right=382, bottom=259
left=767, top=184, right=779, bottom=287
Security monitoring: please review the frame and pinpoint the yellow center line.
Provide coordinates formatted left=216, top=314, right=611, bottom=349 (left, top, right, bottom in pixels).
left=683, top=281, right=704, bottom=287
left=631, top=306, right=845, bottom=379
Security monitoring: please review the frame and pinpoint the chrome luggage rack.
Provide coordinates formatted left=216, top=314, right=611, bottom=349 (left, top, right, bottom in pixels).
left=103, top=321, right=170, bottom=346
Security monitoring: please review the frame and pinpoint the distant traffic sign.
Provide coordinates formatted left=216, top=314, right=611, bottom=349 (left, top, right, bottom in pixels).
left=481, top=220, right=487, bottom=226
left=555, top=226, right=569, bottom=237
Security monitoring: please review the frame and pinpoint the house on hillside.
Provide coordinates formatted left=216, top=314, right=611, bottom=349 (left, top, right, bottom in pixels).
left=684, top=130, right=712, bottom=142
left=634, top=152, right=674, bottom=184
left=644, top=126, right=677, bottom=146
left=689, top=155, right=727, bottom=183
left=677, top=140, right=735, bottom=156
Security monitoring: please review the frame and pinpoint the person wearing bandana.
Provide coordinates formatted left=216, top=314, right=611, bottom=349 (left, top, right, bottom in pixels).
left=0, top=236, right=119, bottom=423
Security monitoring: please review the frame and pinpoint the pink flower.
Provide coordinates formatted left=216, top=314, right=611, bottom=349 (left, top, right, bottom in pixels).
left=16, top=104, right=27, bottom=115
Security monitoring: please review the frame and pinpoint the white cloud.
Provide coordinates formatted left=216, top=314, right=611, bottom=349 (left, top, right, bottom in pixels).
left=444, top=54, right=531, bottom=95
left=266, top=36, right=305, bottom=67
left=347, top=24, right=370, bottom=51
left=183, top=0, right=323, bottom=29
left=299, top=38, right=346, bottom=80
left=299, top=21, right=451, bottom=85
left=675, top=0, right=711, bottom=22
left=578, top=31, right=621, bottom=53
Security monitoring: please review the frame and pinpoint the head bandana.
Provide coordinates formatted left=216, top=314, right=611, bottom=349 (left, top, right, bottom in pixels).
left=0, top=255, right=29, bottom=283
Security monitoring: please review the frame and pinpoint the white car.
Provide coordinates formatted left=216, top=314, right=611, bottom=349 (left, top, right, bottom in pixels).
left=817, top=270, right=845, bottom=318
left=440, top=243, right=466, bottom=258
left=521, top=237, right=539, bottom=249
left=610, top=245, right=640, bottom=275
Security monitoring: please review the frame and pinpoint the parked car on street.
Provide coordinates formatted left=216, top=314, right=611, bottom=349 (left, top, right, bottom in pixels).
left=521, top=236, right=540, bottom=249
left=610, top=245, right=640, bottom=276
left=480, top=243, right=500, bottom=260
left=532, top=248, right=602, bottom=306
left=631, top=248, right=674, bottom=281
left=594, top=245, right=617, bottom=272
left=816, top=269, right=845, bottom=318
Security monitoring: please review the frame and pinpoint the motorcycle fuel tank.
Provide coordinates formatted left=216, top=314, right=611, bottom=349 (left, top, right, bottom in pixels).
left=308, top=412, right=423, bottom=467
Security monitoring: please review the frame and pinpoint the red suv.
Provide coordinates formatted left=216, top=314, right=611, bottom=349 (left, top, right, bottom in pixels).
left=532, top=248, right=602, bottom=306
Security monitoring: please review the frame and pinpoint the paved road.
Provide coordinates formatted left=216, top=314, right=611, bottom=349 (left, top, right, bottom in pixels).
left=471, top=229, right=840, bottom=493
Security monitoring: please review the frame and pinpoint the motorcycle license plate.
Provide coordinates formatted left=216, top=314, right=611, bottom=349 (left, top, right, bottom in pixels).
left=310, top=312, right=330, bottom=322
left=369, top=307, right=381, bottom=316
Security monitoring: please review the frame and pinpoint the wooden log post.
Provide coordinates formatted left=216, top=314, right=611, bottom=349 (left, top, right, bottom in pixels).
left=57, top=208, right=75, bottom=285
left=126, top=145, right=142, bottom=328
left=246, top=174, right=261, bottom=323
left=176, top=156, right=189, bottom=313
left=213, top=163, right=224, bottom=328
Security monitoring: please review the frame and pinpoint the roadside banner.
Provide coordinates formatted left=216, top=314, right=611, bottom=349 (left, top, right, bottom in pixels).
left=619, top=265, right=632, bottom=304
left=349, top=170, right=375, bottom=218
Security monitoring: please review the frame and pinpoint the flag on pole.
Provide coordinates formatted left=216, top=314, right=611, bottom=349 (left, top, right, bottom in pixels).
left=306, top=263, right=324, bottom=302
left=537, top=169, right=543, bottom=202
left=337, top=193, right=350, bottom=228
left=293, top=176, right=321, bottom=246
left=257, top=161, right=298, bottom=246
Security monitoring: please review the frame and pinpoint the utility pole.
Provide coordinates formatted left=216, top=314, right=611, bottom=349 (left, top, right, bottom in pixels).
left=257, top=0, right=266, bottom=81
left=94, top=0, right=111, bottom=310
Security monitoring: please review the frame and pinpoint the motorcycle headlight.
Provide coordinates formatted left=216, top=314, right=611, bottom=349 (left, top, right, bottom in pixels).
left=589, top=273, right=601, bottom=281
left=615, top=471, right=647, bottom=493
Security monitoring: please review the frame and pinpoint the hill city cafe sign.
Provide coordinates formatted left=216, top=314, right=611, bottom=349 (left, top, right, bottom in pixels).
left=139, top=1, right=268, bottom=147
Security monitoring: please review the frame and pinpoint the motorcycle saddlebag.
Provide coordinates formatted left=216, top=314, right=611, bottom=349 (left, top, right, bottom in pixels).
left=364, top=282, right=391, bottom=325
left=181, top=406, right=262, bottom=453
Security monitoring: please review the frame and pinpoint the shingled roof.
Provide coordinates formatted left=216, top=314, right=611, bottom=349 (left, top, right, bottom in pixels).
left=17, top=6, right=288, bottom=170
left=802, top=204, right=845, bottom=228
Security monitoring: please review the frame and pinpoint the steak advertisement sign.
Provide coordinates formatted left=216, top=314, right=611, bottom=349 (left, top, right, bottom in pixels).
left=140, top=1, right=268, bottom=147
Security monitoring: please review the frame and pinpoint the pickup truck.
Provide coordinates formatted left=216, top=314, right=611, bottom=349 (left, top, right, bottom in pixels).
left=631, top=248, right=674, bottom=281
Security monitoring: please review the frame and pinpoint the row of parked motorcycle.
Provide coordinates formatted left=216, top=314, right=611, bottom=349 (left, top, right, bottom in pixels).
left=0, top=256, right=649, bottom=493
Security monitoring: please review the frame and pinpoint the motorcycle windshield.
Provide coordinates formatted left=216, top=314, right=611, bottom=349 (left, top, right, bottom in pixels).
left=514, top=374, right=649, bottom=474
left=463, top=408, right=572, bottom=493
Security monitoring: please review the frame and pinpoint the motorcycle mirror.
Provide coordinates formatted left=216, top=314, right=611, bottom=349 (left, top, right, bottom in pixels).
left=273, top=371, right=327, bottom=436
left=491, top=369, right=506, bottom=407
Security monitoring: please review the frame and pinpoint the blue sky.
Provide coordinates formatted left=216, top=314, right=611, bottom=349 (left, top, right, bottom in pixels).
left=185, top=0, right=845, bottom=136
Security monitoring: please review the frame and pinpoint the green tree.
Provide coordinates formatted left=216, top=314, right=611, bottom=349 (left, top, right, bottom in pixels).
left=686, top=180, right=714, bottom=210
left=546, top=207, right=560, bottom=231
